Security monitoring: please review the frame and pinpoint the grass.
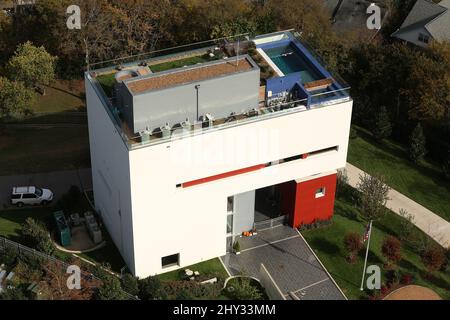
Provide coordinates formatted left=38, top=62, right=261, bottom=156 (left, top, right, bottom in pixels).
left=31, top=80, right=85, bottom=114
left=96, top=73, right=116, bottom=98
left=149, top=54, right=217, bottom=73
left=0, top=207, right=53, bottom=242
left=0, top=126, right=91, bottom=176
left=348, top=126, right=450, bottom=221
left=302, top=190, right=450, bottom=300
left=157, top=258, right=229, bottom=282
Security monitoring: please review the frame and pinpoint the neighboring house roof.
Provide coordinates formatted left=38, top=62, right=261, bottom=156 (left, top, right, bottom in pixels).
left=392, top=0, right=450, bottom=43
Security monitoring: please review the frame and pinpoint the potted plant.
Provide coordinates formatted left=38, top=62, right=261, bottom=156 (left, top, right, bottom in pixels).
left=233, top=239, right=241, bottom=255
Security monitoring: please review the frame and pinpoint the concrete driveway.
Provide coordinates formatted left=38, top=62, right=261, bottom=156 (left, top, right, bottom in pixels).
left=0, top=168, right=92, bottom=208
left=221, top=225, right=346, bottom=300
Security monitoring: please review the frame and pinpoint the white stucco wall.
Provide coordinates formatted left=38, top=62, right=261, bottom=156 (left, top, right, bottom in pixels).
left=85, top=76, right=136, bottom=274
left=128, top=100, right=353, bottom=277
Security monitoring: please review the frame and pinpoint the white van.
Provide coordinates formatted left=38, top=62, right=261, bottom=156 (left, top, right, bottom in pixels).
left=10, top=186, right=54, bottom=207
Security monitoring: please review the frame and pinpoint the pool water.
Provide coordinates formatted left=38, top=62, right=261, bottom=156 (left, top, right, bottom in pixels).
left=264, top=44, right=322, bottom=83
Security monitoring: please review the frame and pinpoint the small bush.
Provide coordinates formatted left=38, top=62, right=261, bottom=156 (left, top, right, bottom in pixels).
left=0, top=246, right=19, bottom=266
left=225, top=277, right=265, bottom=300
left=95, top=276, right=127, bottom=300
left=421, top=245, right=445, bottom=272
left=139, top=276, right=166, bottom=300
left=381, top=236, right=402, bottom=268
left=233, top=240, right=240, bottom=253
left=121, top=273, right=139, bottom=296
left=400, top=273, right=413, bottom=285
left=343, top=232, right=363, bottom=263
left=298, top=218, right=332, bottom=231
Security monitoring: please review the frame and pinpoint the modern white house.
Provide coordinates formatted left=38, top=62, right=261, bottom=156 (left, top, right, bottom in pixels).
left=392, top=0, right=450, bottom=47
left=85, top=31, right=353, bottom=278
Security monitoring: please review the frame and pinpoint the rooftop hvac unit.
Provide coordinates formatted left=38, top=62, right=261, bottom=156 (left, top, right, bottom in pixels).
left=160, top=123, right=171, bottom=139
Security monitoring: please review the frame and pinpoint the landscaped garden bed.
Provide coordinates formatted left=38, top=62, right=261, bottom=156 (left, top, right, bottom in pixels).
left=302, top=185, right=450, bottom=300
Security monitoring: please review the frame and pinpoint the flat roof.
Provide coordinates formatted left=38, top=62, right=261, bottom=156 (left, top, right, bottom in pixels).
left=126, top=57, right=254, bottom=94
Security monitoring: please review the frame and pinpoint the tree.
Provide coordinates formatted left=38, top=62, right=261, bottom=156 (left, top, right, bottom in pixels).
left=0, top=77, right=34, bottom=119
left=408, top=123, right=427, bottom=163
left=398, top=208, right=415, bottom=241
left=96, top=276, right=127, bottom=300
left=381, top=236, right=402, bottom=268
left=371, top=106, right=392, bottom=141
left=356, top=173, right=390, bottom=221
left=21, top=217, right=55, bottom=255
left=421, top=245, right=445, bottom=272
left=8, top=41, right=57, bottom=93
left=343, top=232, right=363, bottom=263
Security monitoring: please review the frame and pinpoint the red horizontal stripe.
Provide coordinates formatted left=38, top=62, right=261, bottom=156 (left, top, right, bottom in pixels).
left=182, top=164, right=266, bottom=188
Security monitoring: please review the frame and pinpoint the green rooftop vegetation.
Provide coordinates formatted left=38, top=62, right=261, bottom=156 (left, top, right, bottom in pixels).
left=149, top=53, right=221, bottom=73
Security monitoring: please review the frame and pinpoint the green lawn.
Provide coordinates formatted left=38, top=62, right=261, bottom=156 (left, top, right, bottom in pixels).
left=157, top=258, right=229, bottom=282
left=149, top=54, right=217, bottom=73
left=31, top=80, right=85, bottom=114
left=348, top=126, right=450, bottom=221
left=302, top=191, right=450, bottom=300
left=0, top=126, right=91, bottom=176
left=0, top=207, right=53, bottom=242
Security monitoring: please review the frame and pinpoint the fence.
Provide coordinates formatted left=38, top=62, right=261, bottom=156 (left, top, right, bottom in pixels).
left=0, top=236, right=138, bottom=300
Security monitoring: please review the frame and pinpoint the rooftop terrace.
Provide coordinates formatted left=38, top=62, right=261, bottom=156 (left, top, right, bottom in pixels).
left=87, top=30, right=351, bottom=150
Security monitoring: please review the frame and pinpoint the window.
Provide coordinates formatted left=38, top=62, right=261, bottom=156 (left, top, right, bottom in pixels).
left=418, top=33, right=430, bottom=44
left=22, top=193, right=37, bottom=199
left=227, top=196, right=234, bottom=213
left=162, top=253, right=179, bottom=268
left=11, top=194, right=21, bottom=199
left=35, top=188, right=43, bottom=197
left=315, top=187, right=326, bottom=198
left=227, top=214, right=233, bottom=234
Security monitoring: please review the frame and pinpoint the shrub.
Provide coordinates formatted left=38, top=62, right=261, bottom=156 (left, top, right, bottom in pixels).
left=343, top=232, right=363, bottom=263
left=336, top=169, right=349, bottom=197
left=0, top=246, right=18, bottom=266
left=0, top=286, right=29, bottom=300
left=139, top=276, right=166, bottom=300
left=408, top=123, right=427, bottom=164
left=21, top=217, right=55, bottom=255
left=400, top=273, right=413, bottom=285
left=298, top=219, right=333, bottom=231
left=121, top=273, right=139, bottom=296
left=381, top=236, right=402, bottom=267
left=398, top=209, right=415, bottom=241
left=95, top=276, right=127, bottom=300
left=421, top=245, right=445, bottom=272
left=163, top=280, right=221, bottom=299
left=225, top=277, right=265, bottom=300
left=233, top=240, right=240, bottom=253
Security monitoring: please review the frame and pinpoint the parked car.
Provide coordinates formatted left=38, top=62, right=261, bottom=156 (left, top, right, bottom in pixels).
left=10, top=186, right=54, bottom=207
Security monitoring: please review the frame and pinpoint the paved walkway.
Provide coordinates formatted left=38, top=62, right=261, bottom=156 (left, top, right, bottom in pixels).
left=0, top=169, right=92, bottom=208
left=221, top=226, right=346, bottom=300
left=345, top=163, right=450, bottom=249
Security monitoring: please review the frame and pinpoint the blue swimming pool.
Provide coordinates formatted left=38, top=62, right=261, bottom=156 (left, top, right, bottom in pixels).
left=263, top=43, right=322, bottom=83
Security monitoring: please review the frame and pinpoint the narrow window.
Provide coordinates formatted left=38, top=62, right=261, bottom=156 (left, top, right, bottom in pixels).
left=227, top=196, right=234, bottom=213
left=162, top=253, right=179, bottom=268
left=315, top=187, right=326, bottom=198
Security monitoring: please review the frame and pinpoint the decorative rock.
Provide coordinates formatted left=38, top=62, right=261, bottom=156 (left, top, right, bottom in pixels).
left=185, top=269, right=194, bottom=277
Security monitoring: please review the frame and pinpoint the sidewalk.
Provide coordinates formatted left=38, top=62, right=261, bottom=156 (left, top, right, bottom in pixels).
left=0, top=169, right=92, bottom=208
left=345, top=163, right=450, bottom=249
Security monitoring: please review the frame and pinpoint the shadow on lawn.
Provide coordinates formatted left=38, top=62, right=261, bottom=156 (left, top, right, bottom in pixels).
left=309, top=237, right=341, bottom=255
